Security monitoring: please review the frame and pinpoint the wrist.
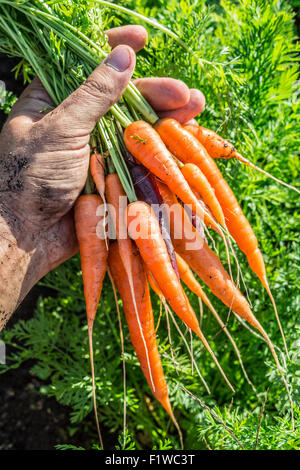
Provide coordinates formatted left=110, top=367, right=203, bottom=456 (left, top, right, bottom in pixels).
left=0, top=204, right=48, bottom=330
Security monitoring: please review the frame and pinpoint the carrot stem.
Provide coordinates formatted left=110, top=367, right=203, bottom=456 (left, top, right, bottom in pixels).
left=106, top=155, right=116, bottom=175
left=84, top=168, right=94, bottom=195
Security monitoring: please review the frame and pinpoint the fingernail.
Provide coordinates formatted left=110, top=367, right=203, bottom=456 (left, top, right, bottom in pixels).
left=103, top=45, right=131, bottom=72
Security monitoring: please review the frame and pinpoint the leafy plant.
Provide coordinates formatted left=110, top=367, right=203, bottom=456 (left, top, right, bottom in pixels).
left=197, top=405, right=300, bottom=450
left=0, top=0, right=299, bottom=450
left=0, top=87, right=17, bottom=114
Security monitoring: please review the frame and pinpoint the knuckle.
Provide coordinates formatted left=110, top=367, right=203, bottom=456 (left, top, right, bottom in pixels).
left=81, top=74, right=114, bottom=102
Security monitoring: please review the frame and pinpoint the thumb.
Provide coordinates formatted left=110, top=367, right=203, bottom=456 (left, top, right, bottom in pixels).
left=44, top=45, right=136, bottom=136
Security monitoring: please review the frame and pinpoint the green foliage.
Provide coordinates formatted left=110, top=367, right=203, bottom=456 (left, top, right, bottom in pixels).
left=56, top=444, right=86, bottom=450
left=55, top=432, right=173, bottom=450
left=115, top=433, right=137, bottom=450
left=197, top=406, right=300, bottom=450
left=0, top=0, right=299, bottom=450
left=0, top=88, right=17, bottom=114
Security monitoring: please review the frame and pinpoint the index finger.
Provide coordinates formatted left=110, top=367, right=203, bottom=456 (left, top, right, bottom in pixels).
left=106, top=25, right=148, bottom=52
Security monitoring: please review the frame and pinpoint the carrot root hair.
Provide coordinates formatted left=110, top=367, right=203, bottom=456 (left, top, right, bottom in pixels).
left=169, top=407, right=184, bottom=450
left=202, top=292, right=255, bottom=391
left=262, top=329, right=294, bottom=430
left=264, top=281, right=290, bottom=360
left=163, top=297, right=180, bottom=377
left=198, top=296, right=204, bottom=329
left=87, top=319, right=104, bottom=450
left=196, top=322, right=235, bottom=393
left=163, top=301, right=211, bottom=395
left=236, top=154, right=300, bottom=195
left=155, top=299, right=164, bottom=334
left=128, top=274, right=156, bottom=392
left=107, top=268, right=127, bottom=449
left=248, top=317, right=294, bottom=430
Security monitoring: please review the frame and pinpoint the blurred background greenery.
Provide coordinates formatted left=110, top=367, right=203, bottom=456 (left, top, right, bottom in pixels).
left=0, top=0, right=299, bottom=450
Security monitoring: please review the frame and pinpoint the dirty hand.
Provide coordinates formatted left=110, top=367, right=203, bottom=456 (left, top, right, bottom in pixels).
left=0, top=25, right=205, bottom=328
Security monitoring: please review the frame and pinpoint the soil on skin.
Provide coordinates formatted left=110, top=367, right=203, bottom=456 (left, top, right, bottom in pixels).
left=0, top=54, right=113, bottom=450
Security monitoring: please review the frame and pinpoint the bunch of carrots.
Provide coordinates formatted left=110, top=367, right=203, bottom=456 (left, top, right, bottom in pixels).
left=1, top=0, right=296, bottom=450
left=75, top=117, right=296, bottom=449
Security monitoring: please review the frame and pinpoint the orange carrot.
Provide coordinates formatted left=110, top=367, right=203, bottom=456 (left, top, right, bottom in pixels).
left=126, top=200, right=234, bottom=392
left=158, top=181, right=293, bottom=421
left=75, top=195, right=107, bottom=323
left=108, top=241, right=183, bottom=446
left=147, top=269, right=212, bottom=394
left=183, top=124, right=239, bottom=160
left=183, top=124, right=300, bottom=194
left=105, top=172, right=132, bottom=268
left=90, top=152, right=106, bottom=201
left=123, top=121, right=218, bottom=230
left=157, top=180, right=260, bottom=327
left=181, top=163, right=225, bottom=227
left=108, top=241, right=166, bottom=403
left=155, top=119, right=262, bottom=272
left=176, top=252, right=217, bottom=306
left=74, top=193, right=108, bottom=449
left=126, top=201, right=203, bottom=336
left=105, top=171, right=156, bottom=392
left=155, top=118, right=288, bottom=357
left=147, top=270, right=163, bottom=300
left=124, top=121, right=235, bottom=284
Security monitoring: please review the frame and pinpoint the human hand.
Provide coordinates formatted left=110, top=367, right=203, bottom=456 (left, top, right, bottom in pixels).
left=0, top=25, right=205, bottom=326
